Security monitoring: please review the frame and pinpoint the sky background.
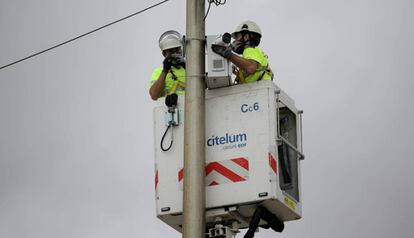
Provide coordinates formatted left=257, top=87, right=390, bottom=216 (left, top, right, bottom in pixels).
left=1, top=0, right=414, bottom=237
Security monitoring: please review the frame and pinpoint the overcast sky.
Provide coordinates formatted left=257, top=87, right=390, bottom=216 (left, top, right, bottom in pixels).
left=1, top=0, right=414, bottom=238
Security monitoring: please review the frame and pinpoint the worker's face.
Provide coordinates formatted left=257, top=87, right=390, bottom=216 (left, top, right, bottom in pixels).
left=234, top=32, right=250, bottom=41
left=232, top=32, right=249, bottom=54
left=162, top=47, right=182, bottom=58
left=234, top=33, right=243, bottom=41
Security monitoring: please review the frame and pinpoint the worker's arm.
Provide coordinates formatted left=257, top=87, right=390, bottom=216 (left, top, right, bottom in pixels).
left=149, top=72, right=166, bottom=101
left=150, top=56, right=174, bottom=100
left=228, top=54, right=258, bottom=75
left=211, top=44, right=258, bottom=75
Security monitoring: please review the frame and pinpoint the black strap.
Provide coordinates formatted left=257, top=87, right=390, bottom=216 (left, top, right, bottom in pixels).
left=170, top=69, right=177, bottom=81
left=257, top=70, right=266, bottom=81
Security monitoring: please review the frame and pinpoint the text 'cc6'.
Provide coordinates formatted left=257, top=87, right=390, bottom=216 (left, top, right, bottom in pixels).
left=241, top=103, right=259, bottom=113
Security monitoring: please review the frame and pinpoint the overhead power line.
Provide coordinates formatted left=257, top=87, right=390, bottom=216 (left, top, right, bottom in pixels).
left=204, top=0, right=226, bottom=21
left=0, top=0, right=171, bottom=71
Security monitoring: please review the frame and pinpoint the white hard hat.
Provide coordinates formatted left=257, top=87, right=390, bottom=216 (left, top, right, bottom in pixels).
left=158, top=30, right=182, bottom=51
left=232, top=20, right=262, bottom=38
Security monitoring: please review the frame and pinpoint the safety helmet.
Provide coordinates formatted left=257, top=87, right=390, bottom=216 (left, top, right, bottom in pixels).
left=158, top=30, right=183, bottom=51
left=231, top=20, right=262, bottom=38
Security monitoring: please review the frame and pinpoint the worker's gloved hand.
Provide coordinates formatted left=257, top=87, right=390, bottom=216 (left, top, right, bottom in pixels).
left=231, top=40, right=245, bottom=54
left=211, top=44, right=233, bottom=59
left=171, top=55, right=186, bottom=69
left=163, top=57, right=173, bottom=73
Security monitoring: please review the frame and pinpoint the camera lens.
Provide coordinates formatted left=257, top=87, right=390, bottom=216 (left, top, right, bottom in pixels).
left=222, top=32, right=231, bottom=44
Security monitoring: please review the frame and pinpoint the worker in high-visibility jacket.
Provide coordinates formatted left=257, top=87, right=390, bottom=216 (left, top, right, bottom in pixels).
left=212, top=21, right=273, bottom=84
left=149, top=30, right=186, bottom=101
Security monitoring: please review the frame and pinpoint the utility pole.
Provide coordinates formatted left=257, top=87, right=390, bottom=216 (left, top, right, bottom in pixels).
left=183, top=0, right=205, bottom=238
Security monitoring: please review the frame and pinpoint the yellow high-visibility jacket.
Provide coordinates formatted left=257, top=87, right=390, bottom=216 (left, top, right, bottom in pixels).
left=235, top=47, right=273, bottom=84
left=150, top=66, right=186, bottom=96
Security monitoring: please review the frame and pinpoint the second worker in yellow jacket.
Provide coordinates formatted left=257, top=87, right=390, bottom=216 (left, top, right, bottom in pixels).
left=212, top=20, right=273, bottom=84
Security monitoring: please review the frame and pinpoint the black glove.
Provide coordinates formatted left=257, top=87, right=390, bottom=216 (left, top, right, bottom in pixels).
left=163, top=57, right=173, bottom=73
left=165, top=93, right=178, bottom=107
left=211, top=44, right=233, bottom=58
left=231, top=40, right=245, bottom=54
left=171, top=55, right=186, bottom=69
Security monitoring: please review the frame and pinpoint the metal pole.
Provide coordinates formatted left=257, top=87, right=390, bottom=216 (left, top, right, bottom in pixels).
left=183, top=0, right=205, bottom=238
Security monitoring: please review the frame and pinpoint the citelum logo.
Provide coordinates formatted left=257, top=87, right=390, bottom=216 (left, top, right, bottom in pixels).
left=206, top=133, right=247, bottom=146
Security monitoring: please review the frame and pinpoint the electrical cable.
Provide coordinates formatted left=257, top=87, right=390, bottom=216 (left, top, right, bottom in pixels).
left=0, top=0, right=171, bottom=71
left=160, top=125, right=174, bottom=151
left=204, top=1, right=213, bottom=21
left=204, top=0, right=226, bottom=21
